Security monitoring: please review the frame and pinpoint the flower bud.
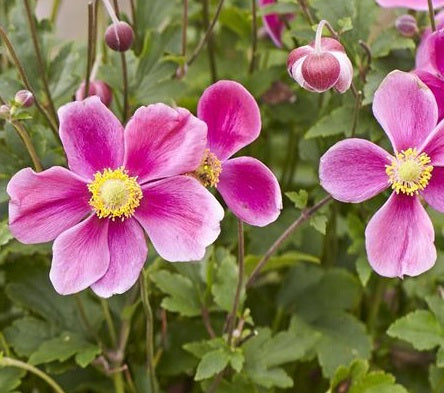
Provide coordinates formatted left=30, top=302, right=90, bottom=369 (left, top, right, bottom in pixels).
left=0, top=105, right=10, bottom=118
left=14, top=90, right=34, bottom=108
left=105, top=22, right=134, bottom=52
left=287, top=37, right=353, bottom=93
left=75, top=80, right=113, bottom=107
left=395, top=14, right=418, bottom=38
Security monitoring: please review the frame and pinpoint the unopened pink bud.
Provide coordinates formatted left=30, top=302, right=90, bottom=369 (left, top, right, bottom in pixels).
left=105, top=22, right=134, bottom=52
left=75, top=80, right=113, bottom=107
left=301, top=52, right=341, bottom=92
left=395, top=14, right=418, bottom=37
left=14, top=90, right=34, bottom=108
left=0, top=105, right=10, bottom=118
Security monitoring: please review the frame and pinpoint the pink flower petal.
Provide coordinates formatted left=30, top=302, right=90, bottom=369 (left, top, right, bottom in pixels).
left=422, top=166, right=444, bottom=212
left=319, top=139, right=391, bottom=203
left=259, top=0, right=286, bottom=48
left=7, top=167, right=90, bottom=244
left=91, top=219, right=147, bottom=298
left=365, top=193, right=436, bottom=277
left=331, top=51, right=353, bottom=93
left=419, top=118, right=444, bottom=165
left=414, top=70, right=444, bottom=122
left=135, top=176, right=224, bottom=261
left=124, top=104, right=207, bottom=184
left=217, top=157, right=282, bottom=226
left=198, top=80, right=261, bottom=161
left=50, top=215, right=110, bottom=295
left=58, top=97, right=124, bottom=179
left=375, top=0, right=444, bottom=10
left=373, top=71, right=438, bottom=152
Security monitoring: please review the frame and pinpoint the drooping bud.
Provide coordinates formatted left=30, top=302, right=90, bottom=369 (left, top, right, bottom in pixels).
left=395, top=14, right=418, bottom=37
left=0, top=105, right=10, bottom=118
left=75, top=80, right=113, bottom=107
left=14, top=90, right=34, bottom=108
left=105, top=22, right=134, bottom=52
left=287, top=20, right=353, bottom=93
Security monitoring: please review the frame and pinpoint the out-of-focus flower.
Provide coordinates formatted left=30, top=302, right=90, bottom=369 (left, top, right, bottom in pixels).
left=75, top=80, right=113, bottom=107
left=261, top=81, right=296, bottom=105
left=287, top=20, right=353, bottom=93
left=395, top=14, right=418, bottom=37
left=105, top=21, right=134, bottom=52
left=0, top=105, right=10, bottom=118
left=258, top=0, right=294, bottom=48
left=375, top=0, right=444, bottom=10
left=8, top=97, right=223, bottom=297
left=14, top=90, right=34, bottom=108
left=193, top=80, right=282, bottom=227
left=320, top=71, right=444, bottom=278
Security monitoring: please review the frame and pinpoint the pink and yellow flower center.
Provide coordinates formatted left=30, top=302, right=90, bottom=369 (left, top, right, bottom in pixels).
left=193, top=149, right=222, bottom=188
left=88, top=167, right=143, bottom=220
left=385, top=148, right=433, bottom=196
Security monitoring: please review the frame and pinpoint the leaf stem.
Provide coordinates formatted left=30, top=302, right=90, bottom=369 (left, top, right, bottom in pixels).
left=50, top=0, right=62, bottom=24
left=100, top=298, right=118, bottom=347
left=246, top=195, right=333, bottom=288
left=0, top=356, right=66, bottom=393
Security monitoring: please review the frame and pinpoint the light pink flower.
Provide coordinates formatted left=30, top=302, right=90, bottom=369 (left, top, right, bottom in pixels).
left=259, top=0, right=294, bottom=48
left=375, top=0, right=444, bottom=10
left=8, top=97, right=224, bottom=297
left=319, top=71, right=444, bottom=278
left=196, top=80, right=282, bottom=227
left=75, top=80, right=113, bottom=107
left=287, top=21, right=353, bottom=93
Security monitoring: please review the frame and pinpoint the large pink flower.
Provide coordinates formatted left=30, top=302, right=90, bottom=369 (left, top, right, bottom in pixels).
left=196, top=80, right=282, bottom=227
left=8, top=97, right=224, bottom=297
left=375, top=0, right=444, bottom=10
left=259, top=0, right=293, bottom=48
left=319, top=71, right=444, bottom=277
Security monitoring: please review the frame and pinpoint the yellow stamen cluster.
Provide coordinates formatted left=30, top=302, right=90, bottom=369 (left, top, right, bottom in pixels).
left=88, top=167, right=143, bottom=220
left=193, top=149, right=222, bottom=188
left=386, top=148, right=433, bottom=196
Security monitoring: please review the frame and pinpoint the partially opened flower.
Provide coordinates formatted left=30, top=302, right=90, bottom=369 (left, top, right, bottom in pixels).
left=259, top=0, right=294, bottom=48
left=287, top=20, right=353, bottom=93
left=75, top=80, right=113, bottom=107
left=8, top=97, right=223, bottom=297
left=194, top=80, right=282, bottom=227
left=375, top=0, right=444, bottom=10
left=319, top=71, right=444, bottom=277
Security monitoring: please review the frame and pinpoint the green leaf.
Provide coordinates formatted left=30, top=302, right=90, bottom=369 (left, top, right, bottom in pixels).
left=356, top=257, right=372, bottom=287
left=257, top=3, right=299, bottom=16
left=305, top=106, right=353, bottom=139
left=387, top=310, right=444, bottom=350
left=286, top=190, right=308, bottom=209
left=195, top=348, right=230, bottom=381
left=310, top=214, right=328, bottom=235
left=29, top=332, right=100, bottom=367
left=0, top=221, right=12, bottom=247
left=371, top=30, right=415, bottom=58
left=151, top=270, right=201, bottom=317
left=0, top=367, right=25, bottom=393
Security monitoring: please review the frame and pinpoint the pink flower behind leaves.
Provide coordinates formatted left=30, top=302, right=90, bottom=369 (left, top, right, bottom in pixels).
left=7, top=97, right=224, bottom=297
left=195, top=80, right=282, bottom=227
left=259, top=0, right=293, bottom=48
left=319, top=71, right=444, bottom=278
left=375, top=0, right=444, bottom=10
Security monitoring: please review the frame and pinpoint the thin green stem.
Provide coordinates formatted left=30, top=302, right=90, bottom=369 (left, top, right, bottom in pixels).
left=50, top=0, right=62, bottom=24
left=187, top=0, right=225, bottom=68
left=246, top=195, right=333, bottom=288
left=112, top=372, right=125, bottom=393
left=0, top=26, right=59, bottom=138
left=182, top=0, right=188, bottom=57
left=74, top=295, right=102, bottom=345
left=23, top=0, right=58, bottom=125
left=84, top=2, right=95, bottom=97
left=226, top=220, right=245, bottom=345
left=297, top=0, right=315, bottom=25
left=428, top=0, right=437, bottom=31
left=139, top=274, right=157, bottom=393
left=351, top=89, right=362, bottom=137
left=10, top=121, right=43, bottom=172
left=367, top=278, right=387, bottom=333
left=100, top=299, right=118, bottom=347
left=0, top=356, right=66, bottom=393
left=249, top=0, right=257, bottom=74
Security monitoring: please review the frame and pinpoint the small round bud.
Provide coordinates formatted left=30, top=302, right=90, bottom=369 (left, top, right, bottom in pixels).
left=75, top=80, right=113, bottom=107
left=395, top=14, right=418, bottom=38
left=301, top=52, right=341, bottom=92
left=0, top=105, right=10, bottom=118
left=105, top=22, right=134, bottom=52
left=14, top=90, right=34, bottom=108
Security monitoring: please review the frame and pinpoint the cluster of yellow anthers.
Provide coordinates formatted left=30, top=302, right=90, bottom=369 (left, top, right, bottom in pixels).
left=88, top=167, right=143, bottom=221
left=193, top=148, right=222, bottom=188
left=386, top=148, right=433, bottom=196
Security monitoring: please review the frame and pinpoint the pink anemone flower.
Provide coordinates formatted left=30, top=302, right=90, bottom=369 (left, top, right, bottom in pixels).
left=194, top=80, right=282, bottom=227
left=319, top=71, right=444, bottom=277
left=375, top=0, right=444, bottom=10
left=7, top=97, right=224, bottom=297
left=259, top=0, right=294, bottom=48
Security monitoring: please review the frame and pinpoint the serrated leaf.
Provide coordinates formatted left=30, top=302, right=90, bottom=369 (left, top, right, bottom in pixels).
left=388, top=310, right=444, bottom=350
left=0, top=367, right=25, bottom=393
left=151, top=270, right=201, bottom=317
left=305, top=106, right=353, bottom=139
left=195, top=348, right=230, bottom=381
left=371, top=30, right=415, bottom=58
left=356, top=257, right=372, bottom=287
left=285, top=190, right=308, bottom=209
left=183, top=338, right=226, bottom=358
left=310, top=214, right=328, bottom=235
